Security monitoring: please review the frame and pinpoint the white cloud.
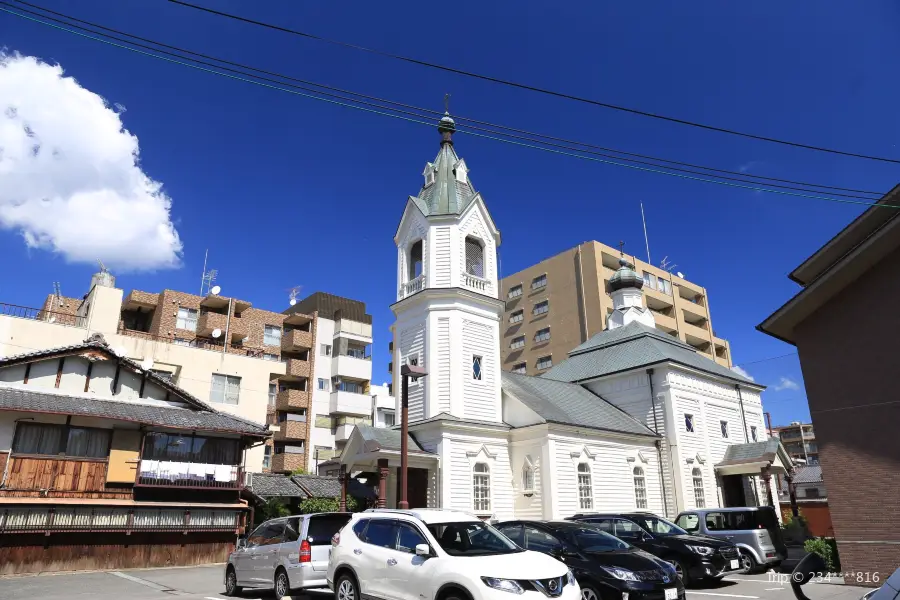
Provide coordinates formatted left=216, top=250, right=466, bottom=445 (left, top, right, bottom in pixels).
left=731, top=365, right=754, bottom=381
left=738, top=160, right=760, bottom=173
left=0, top=52, right=182, bottom=271
left=774, top=376, right=800, bottom=392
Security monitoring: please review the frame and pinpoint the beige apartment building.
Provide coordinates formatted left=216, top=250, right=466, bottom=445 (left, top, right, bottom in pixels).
left=500, top=241, right=732, bottom=376
left=772, top=421, right=819, bottom=465
left=0, top=270, right=377, bottom=474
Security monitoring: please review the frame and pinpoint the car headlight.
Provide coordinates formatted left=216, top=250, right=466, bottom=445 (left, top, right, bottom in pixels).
left=567, top=569, right=577, bottom=587
left=482, top=577, right=525, bottom=594
left=601, top=566, right=639, bottom=581
left=686, top=545, right=714, bottom=556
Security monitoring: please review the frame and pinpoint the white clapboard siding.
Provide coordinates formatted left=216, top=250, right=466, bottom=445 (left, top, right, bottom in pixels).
left=400, top=324, right=426, bottom=422
left=462, top=319, right=498, bottom=421
left=448, top=438, right=514, bottom=519
left=432, top=226, right=452, bottom=287
left=512, top=443, right=544, bottom=520
left=435, top=317, right=452, bottom=414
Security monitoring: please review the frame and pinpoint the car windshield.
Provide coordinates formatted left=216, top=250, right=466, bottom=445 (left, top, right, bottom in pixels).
left=630, top=515, right=688, bottom=536
left=427, top=521, right=524, bottom=557
left=568, top=525, right=631, bottom=552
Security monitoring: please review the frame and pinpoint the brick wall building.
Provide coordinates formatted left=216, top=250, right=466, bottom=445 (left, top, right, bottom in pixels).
left=759, top=185, right=900, bottom=585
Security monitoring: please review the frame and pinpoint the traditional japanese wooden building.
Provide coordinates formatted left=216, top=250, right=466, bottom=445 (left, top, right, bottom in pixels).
left=0, top=333, right=271, bottom=574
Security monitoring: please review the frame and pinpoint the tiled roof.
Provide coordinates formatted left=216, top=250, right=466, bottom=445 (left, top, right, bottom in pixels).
left=779, top=466, right=825, bottom=497
left=0, top=333, right=215, bottom=412
left=502, top=372, right=658, bottom=437
left=292, top=474, right=341, bottom=498
left=542, top=321, right=756, bottom=385
left=0, top=385, right=269, bottom=437
left=247, top=473, right=304, bottom=498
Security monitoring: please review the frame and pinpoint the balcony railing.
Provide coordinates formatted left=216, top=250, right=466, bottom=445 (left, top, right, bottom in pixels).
left=282, top=328, right=313, bottom=351
left=118, top=327, right=266, bottom=359
left=462, top=272, right=492, bottom=294
left=0, top=302, right=84, bottom=328
left=136, top=460, right=242, bottom=489
left=0, top=506, right=242, bottom=534
left=273, top=420, right=308, bottom=442
left=284, top=358, right=311, bottom=378
left=276, top=389, right=310, bottom=410
left=400, top=274, right=425, bottom=299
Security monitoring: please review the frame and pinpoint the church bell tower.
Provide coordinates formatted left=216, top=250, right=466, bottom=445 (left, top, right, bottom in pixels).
left=391, top=113, right=504, bottom=424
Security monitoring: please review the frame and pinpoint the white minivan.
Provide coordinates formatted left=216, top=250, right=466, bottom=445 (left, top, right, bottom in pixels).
left=328, top=509, right=580, bottom=600
left=225, top=512, right=352, bottom=598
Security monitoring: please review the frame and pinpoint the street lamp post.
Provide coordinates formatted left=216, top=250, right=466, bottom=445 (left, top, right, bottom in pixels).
left=399, top=363, right=427, bottom=510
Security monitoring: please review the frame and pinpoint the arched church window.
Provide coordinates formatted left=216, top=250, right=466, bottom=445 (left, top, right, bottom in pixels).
left=465, top=236, right=485, bottom=278
left=633, top=466, right=647, bottom=509
left=409, top=240, right=423, bottom=280
left=473, top=463, right=491, bottom=512
left=692, top=467, right=706, bottom=508
left=577, top=463, right=593, bottom=510
left=522, top=463, right=534, bottom=493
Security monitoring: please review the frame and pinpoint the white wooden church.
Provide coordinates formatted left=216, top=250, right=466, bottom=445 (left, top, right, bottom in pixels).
left=334, top=113, right=791, bottom=521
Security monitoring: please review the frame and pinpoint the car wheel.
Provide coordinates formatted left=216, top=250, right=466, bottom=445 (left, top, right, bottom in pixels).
left=336, top=573, right=358, bottom=600
left=274, top=568, right=291, bottom=599
left=672, top=559, right=692, bottom=587
left=224, top=566, right=242, bottom=596
left=741, top=553, right=758, bottom=574
left=581, top=585, right=601, bottom=600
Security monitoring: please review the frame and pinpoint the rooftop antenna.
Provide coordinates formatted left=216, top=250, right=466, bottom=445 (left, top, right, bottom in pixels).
left=53, top=282, right=63, bottom=306
left=288, top=286, right=302, bottom=307
left=200, top=250, right=218, bottom=296
left=97, top=259, right=107, bottom=273
left=640, top=202, right=651, bottom=265
left=660, top=256, right=678, bottom=273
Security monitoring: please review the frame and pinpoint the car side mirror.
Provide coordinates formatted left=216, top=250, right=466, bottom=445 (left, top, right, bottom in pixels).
left=236, top=537, right=247, bottom=550
left=641, top=531, right=653, bottom=542
left=415, top=544, right=432, bottom=557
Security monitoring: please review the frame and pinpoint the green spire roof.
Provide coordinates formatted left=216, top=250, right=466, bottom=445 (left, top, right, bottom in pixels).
left=410, top=114, right=478, bottom=217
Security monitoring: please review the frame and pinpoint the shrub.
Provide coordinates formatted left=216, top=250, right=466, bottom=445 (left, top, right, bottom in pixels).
left=804, top=537, right=841, bottom=573
left=256, top=498, right=290, bottom=525
left=298, top=495, right=359, bottom=514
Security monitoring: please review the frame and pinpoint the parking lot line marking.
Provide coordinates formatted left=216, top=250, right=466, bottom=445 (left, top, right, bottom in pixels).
left=724, top=578, right=777, bottom=584
left=687, top=592, right=759, bottom=599
left=109, top=571, right=174, bottom=592
left=205, top=597, right=226, bottom=600
left=765, top=587, right=784, bottom=590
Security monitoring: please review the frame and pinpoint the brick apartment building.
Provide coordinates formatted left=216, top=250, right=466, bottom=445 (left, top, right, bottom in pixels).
left=759, top=185, right=900, bottom=584
left=0, top=270, right=384, bottom=474
left=500, top=241, right=732, bottom=376
left=772, top=421, right=819, bottom=465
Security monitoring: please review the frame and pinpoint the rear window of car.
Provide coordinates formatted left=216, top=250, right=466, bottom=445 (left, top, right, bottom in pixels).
left=307, top=514, right=353, bottom=545
left=705, top=510, right=776, bottom=531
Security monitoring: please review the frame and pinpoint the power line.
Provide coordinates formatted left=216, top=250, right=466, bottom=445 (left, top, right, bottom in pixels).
left=732, top=352, right=798, bottom=368
left=8, top=0, right=883, bottom=198
left=166, top=0, right=900, bottom=165
left=4, top=5, right=898, bottom=210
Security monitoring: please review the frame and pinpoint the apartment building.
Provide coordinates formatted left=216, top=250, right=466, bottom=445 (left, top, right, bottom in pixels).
left=283, top=293, right=380, bottom=473
left=0, top=270, right=317, bottom=473
left=499, top=241, right=731, bottom=376
left=772, top=421, right=819, bottom=465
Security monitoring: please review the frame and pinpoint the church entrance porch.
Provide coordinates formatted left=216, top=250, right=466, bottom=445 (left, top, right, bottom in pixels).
left=714, top=439, right=793, bottom=510
left=335, top=424, right=438, bottom=510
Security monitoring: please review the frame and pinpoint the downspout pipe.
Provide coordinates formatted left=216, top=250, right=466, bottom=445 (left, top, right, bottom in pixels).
left=647, top=368, right=670, bottom=518
left=736, top=384, right=761, bottom=503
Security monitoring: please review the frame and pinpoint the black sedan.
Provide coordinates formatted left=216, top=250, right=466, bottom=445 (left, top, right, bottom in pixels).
left=566, top=513, right=742, bottom=586
left=497, top=520, right=685, bottom=600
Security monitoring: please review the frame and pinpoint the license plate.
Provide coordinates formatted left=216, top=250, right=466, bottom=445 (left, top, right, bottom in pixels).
left=665, top=588, right=678, bottom=600
left=730, top=559, right=739, bottom=570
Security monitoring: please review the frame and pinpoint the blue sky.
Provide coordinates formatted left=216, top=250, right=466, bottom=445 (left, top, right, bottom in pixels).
left=4, top=0, right=900, bottom=427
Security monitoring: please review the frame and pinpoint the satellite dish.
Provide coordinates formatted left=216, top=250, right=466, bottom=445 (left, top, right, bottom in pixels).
left=48, top=316, right=56, bottom=324
left=210, top=285, right=221, bottom=296
left=141, top=358, right=154, bottom=371
left=676, top=272, right=684, bottom=279
left=289, top=298, right=297, bottom=306
left=212, top=328, right=222, bottom=339
left=241, top=336, right=250, bottom=343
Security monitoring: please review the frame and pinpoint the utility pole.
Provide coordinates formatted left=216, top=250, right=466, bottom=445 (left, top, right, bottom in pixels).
left=398, top=364, right=427, bottom=509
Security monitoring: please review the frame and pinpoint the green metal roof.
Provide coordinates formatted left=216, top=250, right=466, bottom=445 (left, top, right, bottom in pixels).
left=411, top=141, right=478, bottom=217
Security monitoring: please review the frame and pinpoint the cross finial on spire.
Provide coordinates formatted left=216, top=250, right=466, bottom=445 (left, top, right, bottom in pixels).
left=618, top=240, right=626, bottom=256
left=444, top=93, right=451, bottom=114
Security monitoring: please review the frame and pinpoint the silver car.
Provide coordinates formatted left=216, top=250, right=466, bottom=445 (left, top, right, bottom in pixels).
left=675, top=507, right=786, bottom=572
left=225, top=512, right=352, bottom=598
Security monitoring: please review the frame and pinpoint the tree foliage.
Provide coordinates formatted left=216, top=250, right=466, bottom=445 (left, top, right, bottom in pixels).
left=256, top=498, right=290, bottom=525
left=804, top=537, right=841, bottom=573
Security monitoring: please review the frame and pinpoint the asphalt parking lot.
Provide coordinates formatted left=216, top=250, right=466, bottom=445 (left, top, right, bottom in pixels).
left=0, top=565, right=876, bottom=600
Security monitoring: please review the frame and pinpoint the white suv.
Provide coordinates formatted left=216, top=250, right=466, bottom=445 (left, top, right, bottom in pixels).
left=327, top=509, right=579, bottom=600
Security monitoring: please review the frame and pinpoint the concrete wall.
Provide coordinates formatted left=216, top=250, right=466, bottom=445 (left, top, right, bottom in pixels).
left=793, top=245, right=900, bottom=583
